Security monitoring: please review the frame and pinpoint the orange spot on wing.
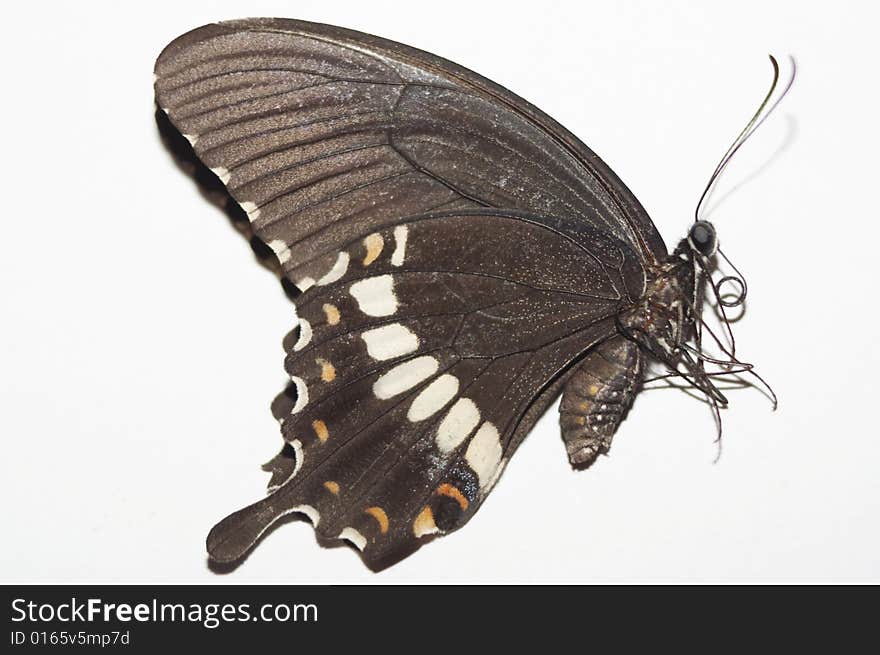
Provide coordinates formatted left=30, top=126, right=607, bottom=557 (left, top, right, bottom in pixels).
left=413, top=506, right=438, bottom=538
left=362, top=233, right=384, bottom=266
left=312, top=419, right=329, bottom=443
left=322, top=303, right=340, bottom=326
left=436, top=483, right=469, bottom=510
left=364, top=506, right=389, bottom=534
left=316, top=358, right=336, bottom=382
left=323, top=480, right=340, bottom=495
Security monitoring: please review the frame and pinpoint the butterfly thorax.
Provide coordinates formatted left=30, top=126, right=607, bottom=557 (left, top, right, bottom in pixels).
left=617, top=255, right=697, bottom=357
left=612, top=221, right=730, bottom=408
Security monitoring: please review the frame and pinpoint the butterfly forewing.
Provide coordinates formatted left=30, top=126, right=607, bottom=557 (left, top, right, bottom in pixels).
left=154, top=18, right=666, bottom=277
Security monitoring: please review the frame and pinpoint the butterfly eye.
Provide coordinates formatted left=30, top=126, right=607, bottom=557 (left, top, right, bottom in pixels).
left=688, top=221, right=717, bottom=256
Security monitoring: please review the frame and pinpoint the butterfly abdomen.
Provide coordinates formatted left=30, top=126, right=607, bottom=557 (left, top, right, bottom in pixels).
left=559, top=336, right=643, bottom=469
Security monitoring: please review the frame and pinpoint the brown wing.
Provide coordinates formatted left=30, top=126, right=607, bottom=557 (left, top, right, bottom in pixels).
left=205, top=210, right=645, bottom=569
left=154, top=17, right=666, bottom=292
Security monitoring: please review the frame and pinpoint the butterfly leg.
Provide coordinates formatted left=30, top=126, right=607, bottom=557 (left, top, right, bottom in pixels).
left=559, top=335, right=642, bottom=469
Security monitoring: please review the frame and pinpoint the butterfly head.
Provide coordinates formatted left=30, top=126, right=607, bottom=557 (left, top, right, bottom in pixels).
left=687, top=221, right=718, bottom=257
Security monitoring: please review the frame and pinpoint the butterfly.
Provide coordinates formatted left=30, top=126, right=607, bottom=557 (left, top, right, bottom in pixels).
left=154, top=18, right=789, bottom=571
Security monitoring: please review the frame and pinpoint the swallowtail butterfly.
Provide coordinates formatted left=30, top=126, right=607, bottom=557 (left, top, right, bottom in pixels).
left=154, top=19, right=787, bottom=570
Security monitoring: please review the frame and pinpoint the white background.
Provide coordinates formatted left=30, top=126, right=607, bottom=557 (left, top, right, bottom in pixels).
left=1, top=1, right=877, bottom=584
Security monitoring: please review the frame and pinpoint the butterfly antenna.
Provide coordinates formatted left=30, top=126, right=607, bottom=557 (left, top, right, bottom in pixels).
left=694, top=54, right=797, bottom=222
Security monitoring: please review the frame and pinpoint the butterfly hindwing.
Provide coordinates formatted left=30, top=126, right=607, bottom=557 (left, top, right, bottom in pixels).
left=205, top=210, right=644, bottom=568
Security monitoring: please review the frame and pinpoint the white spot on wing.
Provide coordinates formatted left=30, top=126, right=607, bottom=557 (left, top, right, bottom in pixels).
left=350, top=275, right=397, bottom=316
left=465, top=422, right=503, bottom=489
left=339, top=527, right=367, bottom=551
left=414, top=522, right=438, bottom=538
left=211, top=166, right=231, bottom=185
left=290, top=376, right=309, bottom=413
left=268, top=239, right=291, bottom=265
left=293, top=504, right=320, bottom=527
left=183, top=133, right=198, bottom=146
left=361, top=323, right=419, bottom=361
left=293, top=318, right=312, bottom=351
left=373, top=356, right=439, bottom=400
left=435, top=398, right=480, bottom=453
left=241, top=201, right=261, bottom=223
left=290, top=439, right=304, bottom=474
left=317, top=252, right=350, bottom=285
left=391, top=226, right=408, bottom=266
left=296, top=277, right=315, bottom=293
left=267, top=438, right=304, bottom=493
left=408, top=374, right=459, bottom=422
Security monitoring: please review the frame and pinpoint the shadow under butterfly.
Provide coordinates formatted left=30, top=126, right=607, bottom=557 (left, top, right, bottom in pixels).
left=153, top=19, right=793, bottom=571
